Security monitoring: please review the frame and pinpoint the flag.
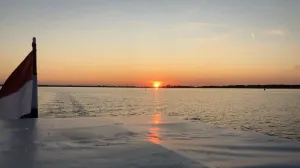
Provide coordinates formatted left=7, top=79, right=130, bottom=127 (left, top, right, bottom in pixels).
left=0, top=38, right=38, bottom=119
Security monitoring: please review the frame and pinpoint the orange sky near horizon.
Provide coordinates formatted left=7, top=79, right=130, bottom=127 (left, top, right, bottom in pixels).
left=0, top=1, right=300, bottom=86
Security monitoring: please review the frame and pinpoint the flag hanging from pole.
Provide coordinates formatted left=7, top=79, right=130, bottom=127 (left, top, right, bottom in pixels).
left=0, top=38, right=38, bottom=119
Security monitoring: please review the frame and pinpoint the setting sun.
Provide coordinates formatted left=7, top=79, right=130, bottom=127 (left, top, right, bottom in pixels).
left=153, top=82, right=161, bottom=88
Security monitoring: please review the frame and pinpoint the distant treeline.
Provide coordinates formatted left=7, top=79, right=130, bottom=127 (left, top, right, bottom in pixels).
left=38, top=85, right=137, bottom=88
left=35, top=84, right=300, bottom=89
left=164, top=85, right=300, bottom=89
left=1, top=84, right=299, bottom=89
left=197, top=85, right=300, bottom=89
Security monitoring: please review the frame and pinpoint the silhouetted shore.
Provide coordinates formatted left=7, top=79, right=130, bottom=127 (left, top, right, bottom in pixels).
left=197, top=85, right=300, bottom=89
left=20, top=84, right=300, bottom=89
left=1, top=84, right=300, bottom=89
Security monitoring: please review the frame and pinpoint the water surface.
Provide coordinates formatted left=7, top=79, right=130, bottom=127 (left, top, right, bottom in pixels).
left=36, top=87, right=300, bottom=140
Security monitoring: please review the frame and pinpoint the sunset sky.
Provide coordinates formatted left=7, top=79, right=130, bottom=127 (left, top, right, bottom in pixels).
left=0, top=0, right=299, bottom=86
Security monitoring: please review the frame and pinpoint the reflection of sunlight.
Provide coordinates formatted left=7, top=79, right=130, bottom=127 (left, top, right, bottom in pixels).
left=148, top=127, right=160, bottom=144
left=147, top=113, right=161, bottom=144
left=152, top=113, right=161, bottom=124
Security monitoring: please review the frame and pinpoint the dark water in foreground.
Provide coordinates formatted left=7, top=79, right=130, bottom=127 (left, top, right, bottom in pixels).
left=38, top=87, right=300, bottom=140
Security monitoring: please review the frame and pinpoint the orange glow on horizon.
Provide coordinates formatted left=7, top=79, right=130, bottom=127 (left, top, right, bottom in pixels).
left=153, top=81, right=162, bottom=88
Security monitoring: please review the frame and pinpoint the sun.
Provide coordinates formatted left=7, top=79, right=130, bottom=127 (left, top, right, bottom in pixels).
left=153, top=82, right=161, bottom=88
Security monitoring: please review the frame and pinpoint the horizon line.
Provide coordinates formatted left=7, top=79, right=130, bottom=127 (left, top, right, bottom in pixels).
left=1, top=84, right=300, bottom=86
left=1, top=84, right=299, bottom=89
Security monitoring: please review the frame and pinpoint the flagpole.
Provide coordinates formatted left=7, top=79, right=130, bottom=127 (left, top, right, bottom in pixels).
left=31, top=37, right=38, bottom=118
left=32, top=37, right=37, bottom=75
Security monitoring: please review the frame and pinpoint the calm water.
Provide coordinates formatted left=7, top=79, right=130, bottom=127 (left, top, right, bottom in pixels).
left=38, top=87, right=300, bottom=140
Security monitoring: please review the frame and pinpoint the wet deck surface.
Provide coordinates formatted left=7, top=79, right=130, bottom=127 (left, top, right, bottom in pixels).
left=0, top=116, right=299, bottom=168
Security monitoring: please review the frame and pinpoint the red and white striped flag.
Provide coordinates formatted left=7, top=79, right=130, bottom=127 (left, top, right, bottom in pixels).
left=0, top=38, right=38, bottom=119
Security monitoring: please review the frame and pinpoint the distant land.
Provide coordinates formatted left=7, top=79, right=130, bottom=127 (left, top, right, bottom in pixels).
left=1, top=84, right=300, bottom=89
left=37, top=84, right=300, bottom=89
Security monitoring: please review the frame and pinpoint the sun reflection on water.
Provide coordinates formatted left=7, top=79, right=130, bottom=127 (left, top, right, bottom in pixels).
left=147, top=113, right=161, bottom=144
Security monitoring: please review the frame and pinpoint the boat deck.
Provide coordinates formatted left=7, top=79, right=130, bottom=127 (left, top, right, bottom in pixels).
left=0, top=116, right=299, bottom=168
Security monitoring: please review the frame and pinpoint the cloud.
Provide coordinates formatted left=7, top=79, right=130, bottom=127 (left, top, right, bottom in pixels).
left=282, top=65, right=300, bottom=83
left=179, top=0, right=208, bottom=19
left=292, top=65, right=300, bottom=72
left=128, top=20, right=149, bottom=26
left=286, top=65, right=300, bottom=75
left=172, top=22, right=225, bottom=31
left=211, top=33, right=231, bottom=41
left=185, top=22, right=224, bottom=28
left=266, top=29, right=285, bottom=36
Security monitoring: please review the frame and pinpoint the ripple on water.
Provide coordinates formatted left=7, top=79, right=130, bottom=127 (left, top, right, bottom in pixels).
left=38, top=87, right=300, bottom=141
